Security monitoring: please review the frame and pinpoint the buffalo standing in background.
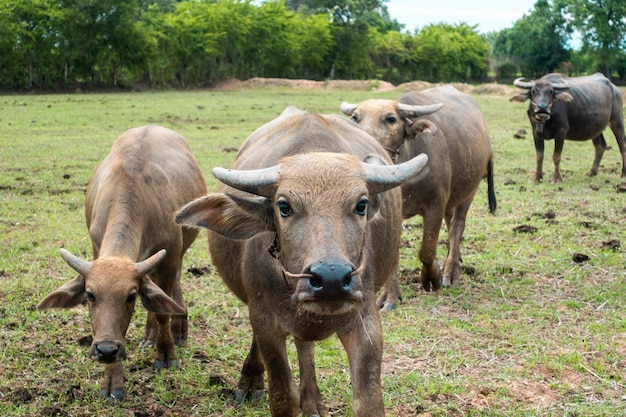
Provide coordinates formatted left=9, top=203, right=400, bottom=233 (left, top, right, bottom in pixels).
left=341, top=86, right=496, bottom=291
left=510, top=72, right=626, bottom=184
left=38, top=125, right=207, bottom=400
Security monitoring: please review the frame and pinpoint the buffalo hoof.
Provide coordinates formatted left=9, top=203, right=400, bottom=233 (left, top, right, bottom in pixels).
left=139, top=339, right=155, bottom=348
left=442, top=276, right=453, bottom=287
left=234, top=388, right=265, bottom=404
left=101, top=389, right=124, bottom=402
left=154, top=359, right=178, bottom=370
left=380, top=302, right=397, bottom=312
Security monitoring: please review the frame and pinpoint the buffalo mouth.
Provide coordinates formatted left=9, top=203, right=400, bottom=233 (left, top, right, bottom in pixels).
left=89, top=340, right=127, bottom=364
left=532, top=111, right=551, bottom=124
left=292, top=277, right=364, bottom=315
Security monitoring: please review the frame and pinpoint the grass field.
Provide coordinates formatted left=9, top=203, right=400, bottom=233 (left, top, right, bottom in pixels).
left=0, top=84, right=625, bottom=417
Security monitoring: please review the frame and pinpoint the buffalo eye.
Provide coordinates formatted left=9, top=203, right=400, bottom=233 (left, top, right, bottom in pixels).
left=277, top=199, right=294, bottom=218
left=385, top=115, right=397, bottom=124
left=354, top=198, right=368, bottom=216
left=127, top=292, right=138, bottom=303
left=85, top=291, right=95, bottom=303
left=351, top=114, right=360, bottom=123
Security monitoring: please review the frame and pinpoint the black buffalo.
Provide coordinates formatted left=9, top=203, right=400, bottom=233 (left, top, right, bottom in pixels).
left=510, top=72, right=626, bottom=184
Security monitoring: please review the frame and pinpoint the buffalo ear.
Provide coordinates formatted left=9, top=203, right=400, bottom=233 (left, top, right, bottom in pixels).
left=406, top=119, right=438, bottom=138
left=555, top=91, right=573, bottom=102
left=37, top=274, right=86, bottom=310
left=175, top=193, right=274, bottom=239
left=139, top=275, right=186, bottom=315
left=509, top=92, right=530, bottom=102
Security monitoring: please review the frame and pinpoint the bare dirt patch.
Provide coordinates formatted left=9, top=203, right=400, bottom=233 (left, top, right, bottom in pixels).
left=212, top=77, right=514, bottom=96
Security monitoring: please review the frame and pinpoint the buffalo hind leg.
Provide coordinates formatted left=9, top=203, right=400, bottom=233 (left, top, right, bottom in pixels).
left=588, top=134, right=607, bottom=177
left=235, top=337, right=266, bottom=403
left=419, top=209, right=444, bottom=292
left=442, top=195, right=474, bottom=287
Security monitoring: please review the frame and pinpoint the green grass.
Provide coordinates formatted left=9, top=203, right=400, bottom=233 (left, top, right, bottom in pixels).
left=0, top=85, right=625, bottom=416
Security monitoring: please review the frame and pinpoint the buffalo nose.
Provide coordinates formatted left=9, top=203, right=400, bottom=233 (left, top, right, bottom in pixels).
left=537, top=102, right=549, bottom=111
left=306, top=259, right=355, bottom=296
left=95, top=342, right=120, bottom=361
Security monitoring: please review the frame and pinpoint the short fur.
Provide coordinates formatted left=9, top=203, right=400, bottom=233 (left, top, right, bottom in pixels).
left=38, top=125, right=207, bottom=400
left=341, top=86, right=496, bottom=290
left=176, top=108, right=428, bottom=417
left=510, top=72, right=626, bottom=183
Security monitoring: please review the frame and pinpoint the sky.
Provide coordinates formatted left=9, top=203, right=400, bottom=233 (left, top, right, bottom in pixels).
left=386, top=0, right=538, bottom=34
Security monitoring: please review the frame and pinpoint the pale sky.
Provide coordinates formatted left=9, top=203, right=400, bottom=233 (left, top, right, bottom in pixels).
left=386, top=0, right=537, bottom=34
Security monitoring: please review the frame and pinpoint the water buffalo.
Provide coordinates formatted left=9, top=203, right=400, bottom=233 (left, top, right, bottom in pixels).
left=38, top=125, right=207, bottom=400
left=510, top=72, right=626, bottom=183
left=175, top=107, right=429, bottom=417
left=341, top=85, right=496, bottom=291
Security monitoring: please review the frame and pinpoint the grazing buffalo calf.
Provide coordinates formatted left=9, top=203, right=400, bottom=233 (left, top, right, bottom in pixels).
left=175, top=107, right=429, bottom=417
left=341, top=86, right=496, bottom=291
left=38, top=125, right=207, bottom=400
left=510, top=72, right=626, bottom=183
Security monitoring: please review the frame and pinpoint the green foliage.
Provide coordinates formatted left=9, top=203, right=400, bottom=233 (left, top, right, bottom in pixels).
left=0, top=86, right=625, bottom=416
left=492, top=0, right=570, bottom=78
left=560, top=0, right=626, bottom=75
left=413, top=23, right=489, bottom=82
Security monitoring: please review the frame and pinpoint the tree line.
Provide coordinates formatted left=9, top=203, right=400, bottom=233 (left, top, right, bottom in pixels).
left=1, top=0, right=624, bottom=91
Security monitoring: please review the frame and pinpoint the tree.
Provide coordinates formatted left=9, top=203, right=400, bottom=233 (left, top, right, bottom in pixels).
left=503, top=0, right=570, bottom=77
left=559, top=0, right=626, bottom=76
left=412, top=23, right=489, bottom=82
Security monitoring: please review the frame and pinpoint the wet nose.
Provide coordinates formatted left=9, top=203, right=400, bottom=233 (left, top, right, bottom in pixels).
left=537, top=102, right=549, bottom=111
left=94, top=341, right=120, bottom=362
left=306, top=258, right=356, bottom=297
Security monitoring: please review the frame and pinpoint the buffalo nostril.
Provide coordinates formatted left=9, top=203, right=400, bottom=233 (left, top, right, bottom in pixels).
left=309, top=275, right=323, bottom=289
left=342, top=275, right=353, bottom=290
left=96, top=343, right=119, bottom=359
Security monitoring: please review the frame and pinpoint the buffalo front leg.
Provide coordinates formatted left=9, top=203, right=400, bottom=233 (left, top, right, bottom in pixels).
left=235, top=336, right=266, bottom=403
left=338, top=306, right=384, bottom=417
left=251, top=318, right=299, bottom=417
left=169, top=268, right=188, bottom=347
left=295, top=338, right=326, bottom=416
left=376, top=269, right=401, bottom=311
left=532, top=137, right=545, bottom=182
left=588, top=134, right=607, bottom=177
left=153, top=313, right=178, bottom=369
left=100, top=361, right=125, bottom=401
left=552, top=136, right=565, bottom=182
left=419, top=209, right=444, bottom=291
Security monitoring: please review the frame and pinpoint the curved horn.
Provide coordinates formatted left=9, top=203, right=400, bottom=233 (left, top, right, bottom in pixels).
left=363, top=153, right=429, bottom=194
left=513, top=77, right=535, bottom=89
left=136, top=249, right=167, bottom=277
left=550, top=80, right=570, bottom=90
left=212, top=165, right=281, bottom=197
left=60, top=248, right=92, bottom=276
left=340, top=102, right=358, bottom=116
left=398, top=103, right=443, bottom=118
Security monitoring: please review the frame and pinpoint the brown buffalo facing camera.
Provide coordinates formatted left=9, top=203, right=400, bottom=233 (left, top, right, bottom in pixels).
left=176, top=106, right=430, bottom=417
left=38, top=125, right=207, bottom=401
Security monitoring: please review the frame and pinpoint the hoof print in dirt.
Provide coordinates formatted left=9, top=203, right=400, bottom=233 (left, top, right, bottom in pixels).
left=572, top=252, right=590, bottom=263
left=601, top=239, right=620, bottom=251
left=513, top=224, right=537, bottom=234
